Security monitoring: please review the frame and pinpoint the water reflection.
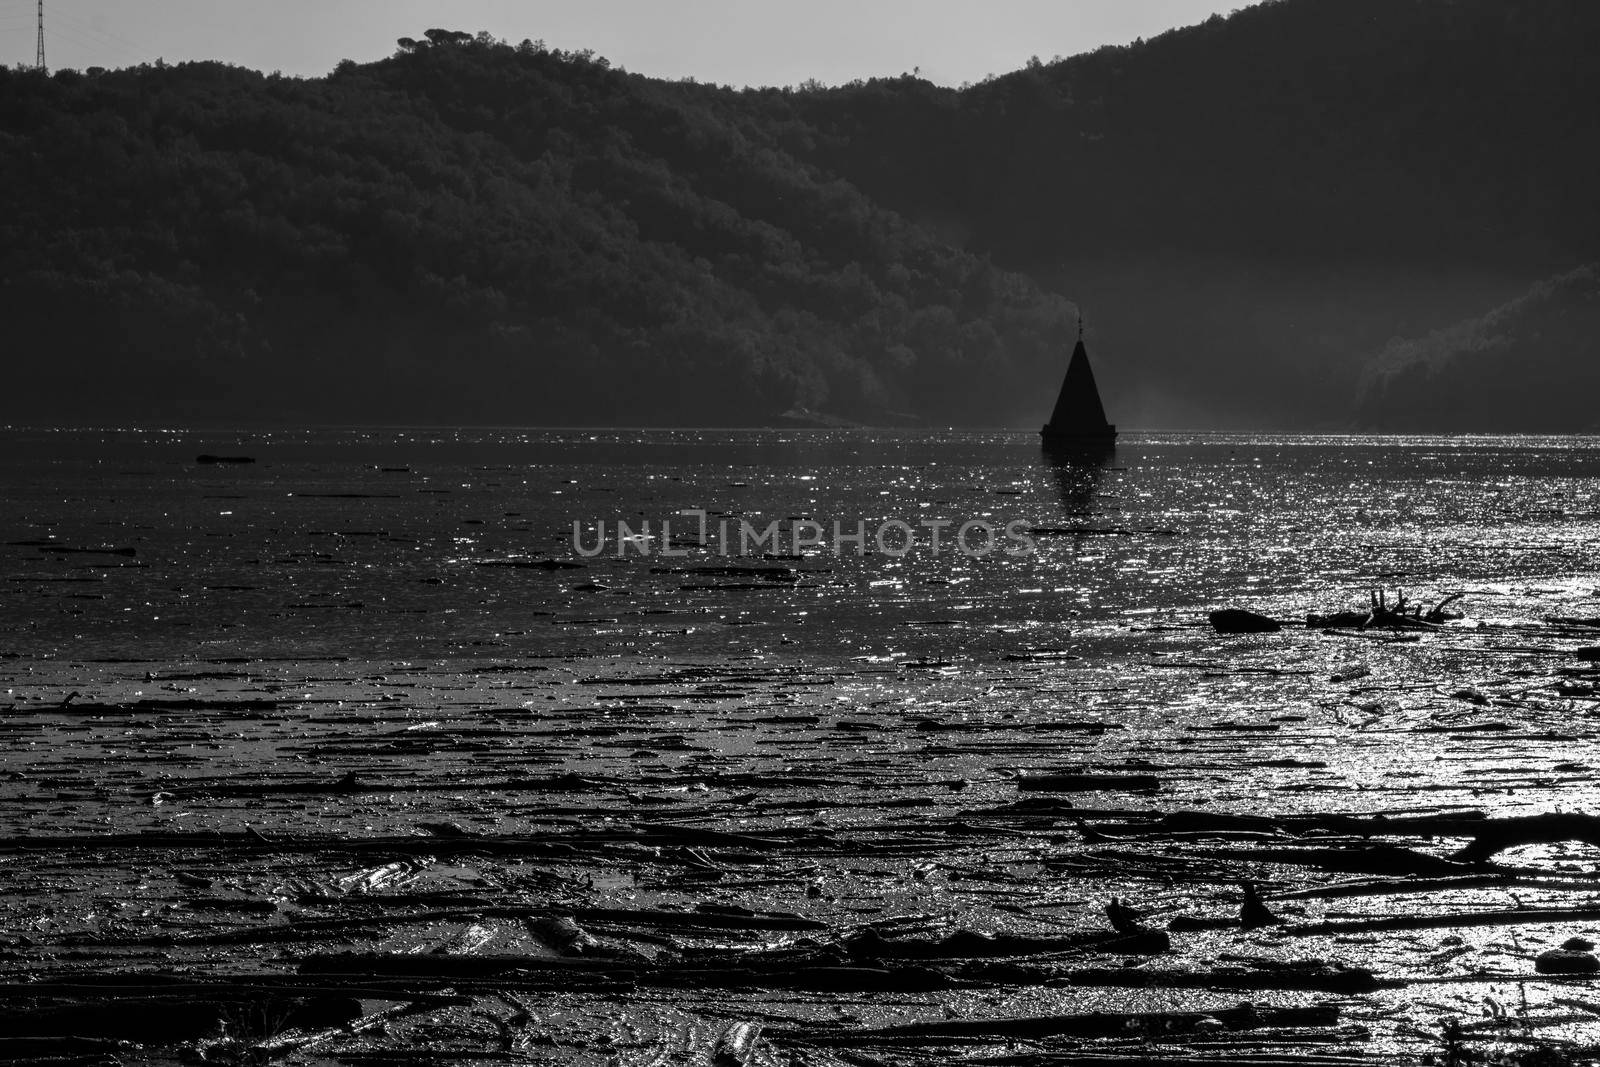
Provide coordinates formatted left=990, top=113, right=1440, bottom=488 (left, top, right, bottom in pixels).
left=1041, top=440, right=1115, bottom=516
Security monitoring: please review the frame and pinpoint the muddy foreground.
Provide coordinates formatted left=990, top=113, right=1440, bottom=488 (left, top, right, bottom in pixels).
left=5, top=600, right=1600, bottom=1065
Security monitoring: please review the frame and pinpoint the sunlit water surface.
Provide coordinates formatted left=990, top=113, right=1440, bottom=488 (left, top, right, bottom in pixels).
left=3, top=428, right=1597, bottom=662
left=5, top=429, right=1600, bottom=1056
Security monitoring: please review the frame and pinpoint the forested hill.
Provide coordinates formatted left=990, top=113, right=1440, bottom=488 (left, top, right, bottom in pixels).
left=2, top=0, right=1597, bottom=429
left=751, top=0, right=1600, bottom=428
left=0, top=37, right=1071, bottom=426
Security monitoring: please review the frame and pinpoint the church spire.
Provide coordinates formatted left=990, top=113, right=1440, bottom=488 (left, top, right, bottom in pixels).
left=1041, top=314, right=1116, bottom=442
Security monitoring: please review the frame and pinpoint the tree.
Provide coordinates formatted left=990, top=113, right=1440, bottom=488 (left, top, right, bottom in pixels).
left=423, top=29, right=472, bottom=47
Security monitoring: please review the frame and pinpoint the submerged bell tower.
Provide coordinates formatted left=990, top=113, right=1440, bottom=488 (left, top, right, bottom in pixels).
left=1040, top=318, right=1116, bottom=442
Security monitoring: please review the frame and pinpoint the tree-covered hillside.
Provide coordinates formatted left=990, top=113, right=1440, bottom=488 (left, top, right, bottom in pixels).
left=2, top=1, right=1597, bottom=429
left=778, top=0, right=1599, bottom=268
left=754, top=0, right=1600, bottom=428
left=0, top=35, right=1071, bottom=426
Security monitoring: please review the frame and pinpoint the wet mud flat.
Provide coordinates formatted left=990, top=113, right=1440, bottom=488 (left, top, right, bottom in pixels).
left=6, top=605, right=1600, bottom=1065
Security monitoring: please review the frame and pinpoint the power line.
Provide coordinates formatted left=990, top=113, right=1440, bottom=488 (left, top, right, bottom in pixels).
left=49, top=5, right=150, bottom=58
left=44, top=19, right=146, bottom=66
left=5, top=0, right=160, bottom=72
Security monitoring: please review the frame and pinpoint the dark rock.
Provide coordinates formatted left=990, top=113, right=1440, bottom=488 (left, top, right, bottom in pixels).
left=1535, top=948, right=1600, bottom=974
left=1209, top=609, right=1281, bottom=634
left=1106, top=897, right=1147, bottom=935
left=1239, top=882, right=1281, bottom=929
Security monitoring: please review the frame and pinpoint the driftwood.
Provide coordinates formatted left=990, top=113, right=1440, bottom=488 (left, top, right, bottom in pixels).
left=1018, top=773, right=1162, bottom=793
left=1055, top=810, right=1600, bottom=882
left=1307, top=589, right=1460, bottom=630
left=1289, top=904, right=1600, bottom=936
left=1044, top=963, right=1385, bottom=993
left=1181, top=844, right=1466, bottom=876
left=1, top=569, right=1592, bottom=1065
left=0, top=979, right=469, bottom=1005
left=1449, top=812, right=1600, bottom=862
left=301, top=953, right=957, bottom=993
left=844, top=926, right=1170, bottom=960
left=0, top=1036, right=130, bottom=1060
left=0, top=993, right=363, bottom=1043
left=780, top=1004, right=1341, bottom=1044
left=249, top=1001, right=422, bottom=1057
left=972, top=1056, right=1383, bottom=1067
left=176, top=904, right=825, bottom=946
left=713, top=1021, right=763, bottom=1066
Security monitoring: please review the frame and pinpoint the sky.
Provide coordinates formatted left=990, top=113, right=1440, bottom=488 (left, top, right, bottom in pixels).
left=3, top=1, right=1234, bottom=87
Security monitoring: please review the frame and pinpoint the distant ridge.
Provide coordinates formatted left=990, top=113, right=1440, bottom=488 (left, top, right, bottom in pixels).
left=5, top=0, right=1600, bottom=429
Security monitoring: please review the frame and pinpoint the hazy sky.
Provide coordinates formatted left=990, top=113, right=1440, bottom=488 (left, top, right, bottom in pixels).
left=5, top=1, right=1233, bottom=87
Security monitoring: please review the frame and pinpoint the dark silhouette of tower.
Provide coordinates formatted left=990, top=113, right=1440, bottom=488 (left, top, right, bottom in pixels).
left=36, top=1, right=45, bottom=72
left=1041, top=319, right=1116, bottom=443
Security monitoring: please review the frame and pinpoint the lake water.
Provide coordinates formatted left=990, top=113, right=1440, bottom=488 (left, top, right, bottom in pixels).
left=4, top=427, right=1598, bottom=663
left=5, top=428, right=1600, bottom=1058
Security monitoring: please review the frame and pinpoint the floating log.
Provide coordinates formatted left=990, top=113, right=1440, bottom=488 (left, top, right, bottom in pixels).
left=1050, top=962, right=1385, bottom=993
left=845, top=926, right=1169, bottom=961
left=0, top=993, right=360, bottom=1043
left=300, top=952, right=633, bottom=981
left=1184, top=844, right=1465, bottom=876
left=784, top=1003, right=1340, bottom=1043
left=1307, top=589, right=1447, bottom=631
left=0, top=1036, right=130, bottom=1059
left=1451, top=812, right=1600, bottom=862
left=663, top=964, right=954, bottom=993
left=1018, top=773, right=1162, bottom=793
left=1289, top=904, right=1600, bottom=936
